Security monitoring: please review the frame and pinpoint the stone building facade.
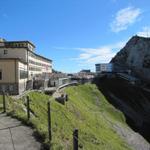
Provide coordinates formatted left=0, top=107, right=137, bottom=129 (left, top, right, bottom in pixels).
left=0, top=38, right=52, bottom=94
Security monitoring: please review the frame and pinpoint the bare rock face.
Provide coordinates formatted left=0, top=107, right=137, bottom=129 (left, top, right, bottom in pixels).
left=111, top=35, right=150, bottom=81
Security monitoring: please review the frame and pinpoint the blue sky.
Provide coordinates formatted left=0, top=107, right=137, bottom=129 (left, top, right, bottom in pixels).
left=0, top=0, right=150, bottom=73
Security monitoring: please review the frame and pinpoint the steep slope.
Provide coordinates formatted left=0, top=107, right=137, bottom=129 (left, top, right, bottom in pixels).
left=93, top=76, right=150, bottom=145
left=111, top=35, right=150, bottom=81
left=1, top=84, right=150, bottom=149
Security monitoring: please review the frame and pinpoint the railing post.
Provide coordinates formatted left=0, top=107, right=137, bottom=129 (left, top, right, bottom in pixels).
left=27, top=96, right=30, bottom=120
left=48, top=101, right=52, bottom=144
left=2, top=92, right=6, bottom=113
left=73, top=129, right=78, bottom=150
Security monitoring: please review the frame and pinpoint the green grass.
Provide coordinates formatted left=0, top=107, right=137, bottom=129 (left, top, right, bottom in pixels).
left=0, top=95, right=3, bottom=111
left=0, top=84, right=132, bottom=150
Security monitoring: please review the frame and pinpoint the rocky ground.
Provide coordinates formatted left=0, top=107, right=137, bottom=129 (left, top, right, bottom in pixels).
left=111, top=35, right=150, bottom=81
left=94, top=76, right=150, bottom=149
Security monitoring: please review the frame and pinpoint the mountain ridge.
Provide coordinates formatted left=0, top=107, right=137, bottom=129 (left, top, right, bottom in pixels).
left=111, top=35, right=150, bottom=81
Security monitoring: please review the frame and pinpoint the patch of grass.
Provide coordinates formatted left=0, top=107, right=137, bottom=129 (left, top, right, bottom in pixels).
left=0, top=96, right=3, bottom=111
left=0, top=84, right=132, bottom=150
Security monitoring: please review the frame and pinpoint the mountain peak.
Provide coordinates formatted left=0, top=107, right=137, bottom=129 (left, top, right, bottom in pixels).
left=111, top=36, right=150, bottom=81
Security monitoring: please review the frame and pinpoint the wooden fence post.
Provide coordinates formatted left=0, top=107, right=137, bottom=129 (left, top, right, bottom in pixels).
left=65, top=94, right=68, bottom=101
left=2, top=92, right=6, bottom=113
left=48, top=101, right=52, bottom=144
left=73, top=129, right=78, bottom=150
left=27, top=96, right=30, bottom=120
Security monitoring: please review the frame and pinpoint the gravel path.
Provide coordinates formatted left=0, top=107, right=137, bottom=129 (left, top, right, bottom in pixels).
left=0, top=113, right=41, bottom=150
left=113, top=123, right=150, bottom=150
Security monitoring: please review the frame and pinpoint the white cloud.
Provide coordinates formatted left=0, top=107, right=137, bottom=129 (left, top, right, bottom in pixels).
left=111, top=6, right=142, bottom=32
left=74, top=41, right=126, bottom=67
left=137, top=26, right=150, bottom=37
left=53, top=41, right=127, bottom=70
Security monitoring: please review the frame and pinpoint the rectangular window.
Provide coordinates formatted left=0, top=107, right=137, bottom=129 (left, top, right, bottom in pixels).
left=29, top=66, right=42, bottom=71
left=20, top=70, right=28, bottom=79
left=4, top=50, right=8, bottom=55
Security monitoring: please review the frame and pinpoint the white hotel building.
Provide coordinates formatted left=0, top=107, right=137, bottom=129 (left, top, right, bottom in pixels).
left=0, top=38, right=52, bottom=94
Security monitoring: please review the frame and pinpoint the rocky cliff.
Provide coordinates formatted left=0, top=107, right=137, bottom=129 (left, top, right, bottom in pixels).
left=111, top=35, right=150, bottom=81
left=94, top=76, right=150, bottom=148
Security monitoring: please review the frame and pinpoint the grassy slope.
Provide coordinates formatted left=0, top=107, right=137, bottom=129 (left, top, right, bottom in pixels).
left=0, top=96, right=3, bottom=111
left=0, top=84, right=132, bottom=150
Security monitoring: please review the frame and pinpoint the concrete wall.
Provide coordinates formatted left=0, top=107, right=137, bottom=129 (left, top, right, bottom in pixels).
left=0, top=60, right=16, bottom=83
left=0, top=83, right=19, bottom=95
left=0, top=47, right=27, bottom=62
left=0, top=47, right=52, bottom=79
left=18, top=61, right=28, bottom=93
left=0, top=42, right=52, bottom=94
left=33, top=79, right=49, bottom=89
left=49, top=78, right=71, bottom=87
left=0, top=59, right=28, bottom=94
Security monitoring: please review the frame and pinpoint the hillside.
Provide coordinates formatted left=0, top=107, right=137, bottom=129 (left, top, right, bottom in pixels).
left=94, top=75, right=150, bottom=142
left=111, top=35, right=150, bottom=81
left=1, top=84, right=149, bottom=149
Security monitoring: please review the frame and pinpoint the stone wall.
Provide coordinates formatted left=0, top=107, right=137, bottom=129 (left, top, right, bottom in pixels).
left=0, top=83, right=19, bottom=95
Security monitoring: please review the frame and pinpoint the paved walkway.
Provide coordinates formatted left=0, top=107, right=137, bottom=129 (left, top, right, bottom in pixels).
left=0, top=113, right=42, bottom=150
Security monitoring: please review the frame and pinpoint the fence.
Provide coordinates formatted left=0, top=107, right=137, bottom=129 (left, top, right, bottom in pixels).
left=0, top=92, right=81, bottom=150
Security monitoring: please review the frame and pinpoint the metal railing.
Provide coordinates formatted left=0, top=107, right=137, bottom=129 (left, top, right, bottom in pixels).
left=0, top=92, right=81, bottom=150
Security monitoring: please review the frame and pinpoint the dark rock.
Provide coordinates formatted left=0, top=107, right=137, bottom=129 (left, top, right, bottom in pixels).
left=111, top=35, right=150, bottom=81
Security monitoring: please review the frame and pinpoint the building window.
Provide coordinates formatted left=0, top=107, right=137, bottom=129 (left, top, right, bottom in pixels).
left=0, top=71, right=2, bottom=80
left=20, top=70, right=28, bottom=79
left=4, top=50, right=8, bottom=55
left=29, top=66, right=42, bottom=72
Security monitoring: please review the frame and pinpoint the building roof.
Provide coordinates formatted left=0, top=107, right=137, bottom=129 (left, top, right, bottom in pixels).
left=30, top=50, right=52, bottom=62
left=0, top=39, right=52, bottom=62
left=2, top=40, right=36, bottom=48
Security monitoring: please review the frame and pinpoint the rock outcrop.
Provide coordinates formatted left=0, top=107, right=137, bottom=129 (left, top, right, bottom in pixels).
left=111, top=35, right=150, bottom=81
